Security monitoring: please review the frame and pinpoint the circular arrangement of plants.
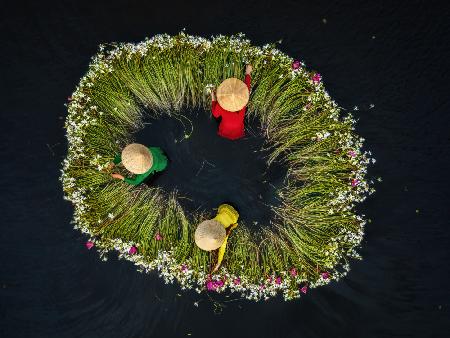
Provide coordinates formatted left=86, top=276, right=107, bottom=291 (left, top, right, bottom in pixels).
left=61, top=33, right=375, bottom=301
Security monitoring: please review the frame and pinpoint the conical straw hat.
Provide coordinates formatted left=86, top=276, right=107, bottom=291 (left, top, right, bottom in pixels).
left=194, top=220, right=226, bottom=251
left=217, top=78, right=249, bottom=112
left=121, top=143, right=153, bottom=174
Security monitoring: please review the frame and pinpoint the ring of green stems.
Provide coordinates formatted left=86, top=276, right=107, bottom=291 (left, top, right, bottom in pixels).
left=61, top=33, right=373, bottom=301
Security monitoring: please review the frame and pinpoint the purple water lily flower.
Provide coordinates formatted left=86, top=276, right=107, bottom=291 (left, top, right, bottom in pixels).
left=206, top=279, right=224, bottom=291
left=321, top=272, right=330, bottom=279
left=85, top=241, right=94, bottom=250
left=128, top=246, right=137, bottom=255
left=292, top=60, right=301, bottom=70
left=181, top=264, right=188, bottom=272
left=351, top=179, right=360, bottom=187
left=300, top=285, right=308, bottom=294
left=290, top=267, right=298, bottom=277
left=312, top=73, right=322, bottom=84
left=348, top=150, right=357, bottom=158
left=233, top=278, right=241, bottom=285
left=275, top=276, right=282, bottom=285
left=206, top=281, right=215, bottom=291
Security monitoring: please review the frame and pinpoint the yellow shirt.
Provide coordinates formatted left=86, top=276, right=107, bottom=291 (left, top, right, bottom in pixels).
left=213, top=204, right=239, bottom=267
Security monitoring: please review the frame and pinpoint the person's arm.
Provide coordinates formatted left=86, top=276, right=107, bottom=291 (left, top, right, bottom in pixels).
left=213, top=236, right=228, bottom=272
left=212, top=223, right=238, bottom=272
left=111, top=173, right=125, bottom=180
left=227, top=223, right=238, bottom=231
left=244, top=74, right=251, bottom=91
left=238, top=65, right=252, bottom=119
left=123, top=171, right=153, bottom=186
left=113, top=153, right=122, bottom=165
left=212, top=103, right=221, bottom=118
left=244, top=64, right=252, bottom=91
left=211, top=90, right=221, bottom=118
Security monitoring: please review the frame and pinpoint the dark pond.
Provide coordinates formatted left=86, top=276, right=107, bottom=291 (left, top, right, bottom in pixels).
left=136, top=111, right=285, bottom=228
left=1, top=1, right=449, bottom=337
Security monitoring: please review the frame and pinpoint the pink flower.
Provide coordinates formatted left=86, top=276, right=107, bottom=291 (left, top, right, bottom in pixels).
left=348, top=150, right=357, bottom=158
left=259, top=284, right=266, bottom=290
left=300, top=285, right=308, bottom=294
left=154, top=232, right=163, bottom=241
left=312, top=73, right=322, bottom=84
left=321, top=272, right=330, bottom=279
left=351, top=179, right=360, bottom=187
left=292, top=60, right=301, bottom=70
left=275, top=276, right=282, bottom=285
left=206, top=281, right=216, bottom=291
left=128, top=246, right=137, bottom=255
left=290, top=267, right=298, bottom=277
left=85, top=241, right=94, bottom=250
left=206, top=279, right=224, bottom=291
left=233, top=278, right=241, bottom=285
left=181, top=264, right=188, bottom=272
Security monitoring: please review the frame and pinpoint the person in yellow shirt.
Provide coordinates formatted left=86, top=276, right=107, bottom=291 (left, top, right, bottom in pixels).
left=194, top=204, right=239, bottom=272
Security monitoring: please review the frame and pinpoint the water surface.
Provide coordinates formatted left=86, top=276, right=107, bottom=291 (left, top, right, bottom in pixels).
left=1, top=1, right=449, bottom=337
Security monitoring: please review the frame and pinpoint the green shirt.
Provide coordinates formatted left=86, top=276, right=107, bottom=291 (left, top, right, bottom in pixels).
left=113, top=147, right=168, bottom=185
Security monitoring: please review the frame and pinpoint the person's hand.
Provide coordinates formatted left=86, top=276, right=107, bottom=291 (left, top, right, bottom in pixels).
left=212, top=263, right=220, bottom=273
left=245, top=64, right=253, bottom=75
left=111, top=173, right=124, bottom=180
left=225, top=223, right=238, bottom=236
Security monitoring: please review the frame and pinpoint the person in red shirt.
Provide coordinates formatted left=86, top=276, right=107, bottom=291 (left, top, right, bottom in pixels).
left=211, top=65, right=252, bottom=140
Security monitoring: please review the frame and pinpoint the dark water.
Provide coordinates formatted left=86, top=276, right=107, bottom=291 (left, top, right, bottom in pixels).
left=137, top=112, right=285, bottom=228
left=1, top=1, right=449, bottom=337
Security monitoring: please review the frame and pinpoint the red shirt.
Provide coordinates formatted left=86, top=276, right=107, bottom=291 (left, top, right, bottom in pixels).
left=211, top=74, right=251, bottom=140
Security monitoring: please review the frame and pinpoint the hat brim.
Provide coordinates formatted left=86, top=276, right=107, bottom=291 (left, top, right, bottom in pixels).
left=217, top=78, right=249, bottom=112
left=194, top=220, right=226, bottom=251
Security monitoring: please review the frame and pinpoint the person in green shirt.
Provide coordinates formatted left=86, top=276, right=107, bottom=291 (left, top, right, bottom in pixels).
left=110, top=143, right=168, bottom=185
